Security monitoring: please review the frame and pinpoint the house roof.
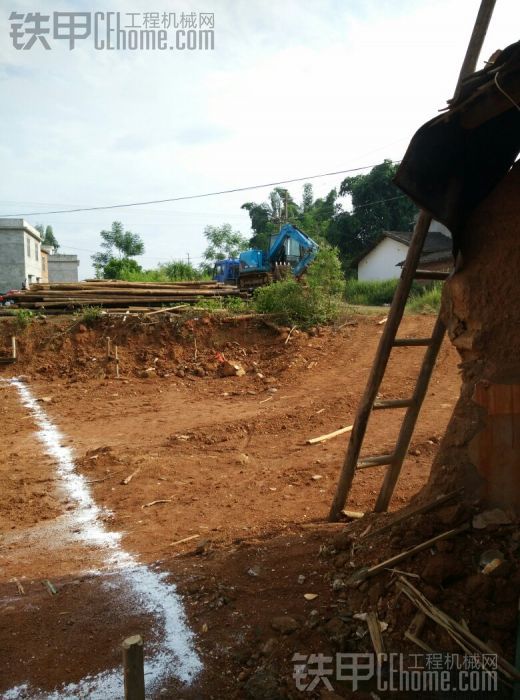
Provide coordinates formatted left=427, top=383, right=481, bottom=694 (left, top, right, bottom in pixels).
left=394, top=39, right=520, bottom=254
left=354, top=230, right=452, bottom=266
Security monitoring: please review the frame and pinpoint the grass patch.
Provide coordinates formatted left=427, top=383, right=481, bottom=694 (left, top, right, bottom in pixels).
left=345, top=278, right=441, bottom=313
left=77, top=305, right=104, bottom=326
left=407, top=283, right=443, bottom=313
left=194, top=296, right=250, bottom=313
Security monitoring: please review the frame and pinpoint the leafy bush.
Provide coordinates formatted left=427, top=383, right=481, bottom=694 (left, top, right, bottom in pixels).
left=254, top=246, right=345, bottom=327
left=78, top=305, right=103, bottom=326
left=13, top=308, right=34, bottom=329
left=121, top=260, right=209, bottom=283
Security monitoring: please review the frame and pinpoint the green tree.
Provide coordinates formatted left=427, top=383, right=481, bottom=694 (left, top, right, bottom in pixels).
left=159, top=260, right=202, bottom=281
left=35, top=223, right=60, bottom=250
left=334, top=159, right=417, bottom=269
left=92, top=221, right=145, bottom=279
left=203, top=223, right=248, bottom=262
left=43, top=225, right=59, bottom=250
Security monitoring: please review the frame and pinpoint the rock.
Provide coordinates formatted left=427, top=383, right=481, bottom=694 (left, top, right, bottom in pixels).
left=77, top=324, right=87, bottom=333
left=297, top=574, right=306, bottom=585
left=422, top=553, right=465, bottom=586
left=270, top=616, right=299, bottom=634
left=436, top=503, right=466, bottom=527
left=409, top=448, right=421, bottom=457
left=219, top=360, right=246, bottom=377
left=238, top=453, right=250, bottom=466
left=304, top=593, right=318, bottom=601
left=247, top=566, right=260, bottom=577
left=473, top=508, right=512, bottom=529
left=332, top=531, right=352, bottom=552
left=308, top=609, right=320, bottom=628
left=244, top=669, right=282, bottom=700
left=260, top=637, right=277, bottom=656
left=325, top=617, right=347, bottom=637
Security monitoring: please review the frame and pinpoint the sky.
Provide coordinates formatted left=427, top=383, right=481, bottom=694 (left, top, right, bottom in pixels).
left=1, top=0, right=518, bottom=278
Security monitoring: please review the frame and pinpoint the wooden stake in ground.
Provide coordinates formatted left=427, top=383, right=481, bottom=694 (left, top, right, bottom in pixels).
left=122, top=635, right=145, bottom=700
left=106, top=337, right=111, bottom=359
left=11, top=336, right=17, bottom=360
left=115, top=345, right=120, bottom=378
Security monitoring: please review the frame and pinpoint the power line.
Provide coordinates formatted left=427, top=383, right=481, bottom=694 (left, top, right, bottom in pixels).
left=0, top=161, right=399, bottom=218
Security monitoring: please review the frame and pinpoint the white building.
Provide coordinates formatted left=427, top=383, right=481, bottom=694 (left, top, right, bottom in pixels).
left=356, top=229, right=452, bottom=281
left=0, top=218, right=44, bottom=291
left=0, top=219, right=80, bottom=291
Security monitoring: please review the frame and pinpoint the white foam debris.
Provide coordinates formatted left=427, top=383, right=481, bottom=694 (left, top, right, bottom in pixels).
left=3, top=378, right=202, bottom=698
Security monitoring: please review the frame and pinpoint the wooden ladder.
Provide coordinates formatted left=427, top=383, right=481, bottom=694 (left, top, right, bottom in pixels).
left=328, top=0, right=497, bottom=521
left=328, top=212, right=449, bottom=519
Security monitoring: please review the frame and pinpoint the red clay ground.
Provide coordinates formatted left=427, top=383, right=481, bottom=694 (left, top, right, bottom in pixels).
left=0, top=312, right=461, bottom=698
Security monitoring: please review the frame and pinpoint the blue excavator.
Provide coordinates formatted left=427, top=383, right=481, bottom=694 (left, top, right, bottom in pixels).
left=213, top=223, right=319, bottom=289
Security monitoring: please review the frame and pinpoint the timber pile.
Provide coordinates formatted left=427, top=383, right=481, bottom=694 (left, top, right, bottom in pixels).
left=3, top=280, right=243, bottom=313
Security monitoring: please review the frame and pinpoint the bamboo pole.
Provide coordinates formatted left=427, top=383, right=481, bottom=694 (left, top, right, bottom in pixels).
left=11, top=336, right=17, bottom=360
left=122, top=635, right=145, bottom=700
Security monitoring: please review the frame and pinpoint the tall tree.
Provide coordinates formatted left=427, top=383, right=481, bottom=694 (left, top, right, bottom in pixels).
left=43, top=225, right=60, bottom=250
left=337, top=159, right=417, bottom=249
left=203, top=223, right=248, bottom=261
left=92, top=221, right=145, bottom=279
left=35, top=223, right=60, bottom=250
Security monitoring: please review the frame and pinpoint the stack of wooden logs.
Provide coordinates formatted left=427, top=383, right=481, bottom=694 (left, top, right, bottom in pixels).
left=3, top=280, right=243, bottom=314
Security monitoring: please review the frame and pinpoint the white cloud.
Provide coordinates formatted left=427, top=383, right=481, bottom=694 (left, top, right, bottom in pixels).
left=0, top=0, right=517, bottom=276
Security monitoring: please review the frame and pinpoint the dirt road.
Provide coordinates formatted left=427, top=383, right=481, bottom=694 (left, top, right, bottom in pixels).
left=0, top=313, right=460, bottom=697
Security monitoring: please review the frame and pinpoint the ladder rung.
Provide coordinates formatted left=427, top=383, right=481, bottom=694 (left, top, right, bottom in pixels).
left=393, top=337, right=432, bottom=347
left=414, top=269, right=451, bottom=281
left=357, top=453, right=395, bottom=469
left=373, top=398, right=414, bottom=410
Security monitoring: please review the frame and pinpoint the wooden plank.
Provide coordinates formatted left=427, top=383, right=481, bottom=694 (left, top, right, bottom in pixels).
left=373, top=398, right=414, bottom=410
left=366, top=612, right=385, bottom=655
left=392, top=338, right=432, bottom=347
left=357, top=453, right=394, bottom=469
left=306, top=425, right=353, bottom=445
left=414, top=270, right=451, bottom=280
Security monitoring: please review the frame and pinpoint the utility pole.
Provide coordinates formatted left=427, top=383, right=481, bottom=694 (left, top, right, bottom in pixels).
left=186, top=252, right=190, bottom=265
left=284, top=190, right=288, bottom=224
